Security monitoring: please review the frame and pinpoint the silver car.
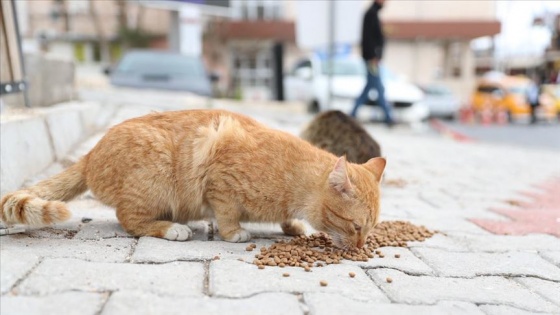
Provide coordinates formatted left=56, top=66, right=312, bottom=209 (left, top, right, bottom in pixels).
left=108, top=50, right=213, bottom=97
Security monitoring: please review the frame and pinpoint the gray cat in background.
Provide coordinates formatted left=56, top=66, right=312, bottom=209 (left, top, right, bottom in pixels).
left=300, top=110, right=382, bottom=164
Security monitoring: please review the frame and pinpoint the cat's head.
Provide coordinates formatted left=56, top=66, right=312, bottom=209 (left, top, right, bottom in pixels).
left=314, top=156, right=386, bottom=250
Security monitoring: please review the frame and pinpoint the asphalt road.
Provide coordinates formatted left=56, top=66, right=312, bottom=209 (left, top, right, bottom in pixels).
left=433, top=120, right=560, bottom=151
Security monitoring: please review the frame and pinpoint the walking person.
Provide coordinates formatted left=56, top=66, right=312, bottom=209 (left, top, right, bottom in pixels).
left=350, top=0, right=394, bottom=127
left=527, top=76, right=540, bottom=124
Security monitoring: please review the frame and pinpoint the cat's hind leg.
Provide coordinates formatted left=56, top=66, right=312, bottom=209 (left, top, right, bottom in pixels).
left=281, top=219, right=306, bottom=236
left=116, top=206, right=192, bottom=241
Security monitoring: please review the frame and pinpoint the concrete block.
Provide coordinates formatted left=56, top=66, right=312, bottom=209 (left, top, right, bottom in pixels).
left=0, top=237, right=134, bottom=263
left=343, top=247, right=434, bottom=275
left=516, top=277, right=560, bottom=307
left=413, top=248, right=560, bottom=280
left=18, top=258, right=205, bottom=296
left=102, top=291, right=304, bottom=315
left=64, top=132, right=105, bottom=164
left=24, top=54, right=75, bottom=108
left=406, top=217, right=491, bottom=235
left=76, top=101, right=103, bottom=132
left=367, top=269, right=559, bottom=313
left=304, top=294, right=484, bottom=315
left=449, top=234, right=560, bottom=252
left=0, top=250, right=40, bottom=294
left=131, top=237, right=276, bottom=263
left=43, top=106, right=84, bottom=160
left=0, top=115, right=54, bottom=196
left=540, top=251, right=560, bottom=268
left=209, top=259, right=389, bottom=302
left=479, top=304, right=558, bottom=315
left=407, top=233, right=468, bottom=251
left=0, top=292, right=105, bottom=315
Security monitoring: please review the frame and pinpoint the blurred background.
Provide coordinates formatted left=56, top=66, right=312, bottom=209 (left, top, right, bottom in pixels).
left=1, top=0, right=560, bottom=142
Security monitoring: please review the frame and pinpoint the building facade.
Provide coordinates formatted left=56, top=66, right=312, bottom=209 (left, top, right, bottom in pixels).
left=17, top=0, right=171, bottom=63
left=204, top=0, right=500, bottom=101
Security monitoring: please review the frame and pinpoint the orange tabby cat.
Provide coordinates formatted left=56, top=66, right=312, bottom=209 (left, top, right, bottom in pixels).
left=1, top=110, right=385, bottom=248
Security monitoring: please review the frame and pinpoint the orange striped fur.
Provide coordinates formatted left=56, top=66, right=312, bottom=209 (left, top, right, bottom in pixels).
left=0, top=110, right=385, bottom=247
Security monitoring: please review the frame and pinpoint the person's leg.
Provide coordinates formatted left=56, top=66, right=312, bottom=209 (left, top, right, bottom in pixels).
left=351, top=64, right=375, bottom=118
left=371, top=71, right=394, bottom=125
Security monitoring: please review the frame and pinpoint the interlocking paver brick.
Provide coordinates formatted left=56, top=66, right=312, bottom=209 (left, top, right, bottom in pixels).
left=448, top=234, right=560, bottom=252
left=0, top=292, right=105, bottom=315
left=210, top=259, right=389, bottom=302
left=479, top=304, right=557, bottom=315
left=407, top=233, right=468, bottom=251
left=539, top=251, right=560, bottom=268
left=367, top=269, right=559, bottom=313
left=0, top=237, right=134, bottom=263
left=406, top=217, right=492, bottom=235
left=305, top=294, right=484, bottom=315
left=131, top=237, right=275, bottom=263
left=102, top=291, right=304, bottom=315
left=343, top=247, right=434, bottom=275
left=0, top=251, right=40, bottom=294
left=516, top=278, right=560, bottom=307
left=413, top=248, right=560, bottom=280
left=18, top=258, right=204, bottom=296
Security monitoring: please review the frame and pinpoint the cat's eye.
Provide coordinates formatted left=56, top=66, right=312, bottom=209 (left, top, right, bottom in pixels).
left=353, top=223, right=362, bottom=232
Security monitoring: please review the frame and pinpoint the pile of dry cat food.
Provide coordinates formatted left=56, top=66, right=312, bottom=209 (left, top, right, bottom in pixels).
left=249, top=220, right=435, bottom=270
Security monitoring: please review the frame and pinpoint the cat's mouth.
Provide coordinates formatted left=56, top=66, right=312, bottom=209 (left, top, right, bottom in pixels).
left=329, top=233, right=357, bottom=250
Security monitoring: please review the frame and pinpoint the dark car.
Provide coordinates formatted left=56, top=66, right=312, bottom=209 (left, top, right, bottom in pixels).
left=108, top=50, right=213, bottom=96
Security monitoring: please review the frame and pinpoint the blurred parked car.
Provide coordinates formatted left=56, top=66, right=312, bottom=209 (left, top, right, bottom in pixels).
left=107, top=50, right=214, bottom=96
left=540, top=84, right=560, bottom=118
left=284, top=56, right=428, bottom=123
left=418, top=84, right=461, bottom=120
left=470, top=75, right=557, bottom=122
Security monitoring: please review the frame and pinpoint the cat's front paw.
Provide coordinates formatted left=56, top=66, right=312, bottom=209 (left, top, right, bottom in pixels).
left=164, top=223, right=192, bottom=241
left=222, top=229, right=251, bottom=243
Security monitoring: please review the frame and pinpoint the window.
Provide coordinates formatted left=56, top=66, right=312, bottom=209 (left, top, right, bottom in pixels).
left=231, top=47, right=273, bottom=92
left=67, top=0, right=88, bottom=14
left=232, top=0, right=282, bottom=21
left=291, top=59, right=312, bottom=75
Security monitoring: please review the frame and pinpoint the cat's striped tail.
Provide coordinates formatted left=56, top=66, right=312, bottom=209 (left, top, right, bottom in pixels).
left=1, top=159, right=88, bottom=226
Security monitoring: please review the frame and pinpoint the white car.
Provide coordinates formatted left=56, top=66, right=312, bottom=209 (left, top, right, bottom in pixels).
left=418, top=84, right=461, bottom=120
left=284, top=56, right=428, bottom=123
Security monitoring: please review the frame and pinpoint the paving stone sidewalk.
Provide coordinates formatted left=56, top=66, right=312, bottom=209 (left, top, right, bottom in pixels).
left=1, top=93, right=560, bottom=315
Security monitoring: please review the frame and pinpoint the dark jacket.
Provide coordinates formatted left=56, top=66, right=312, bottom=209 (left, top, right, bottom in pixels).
left=361, top=3, right=384, bottom=61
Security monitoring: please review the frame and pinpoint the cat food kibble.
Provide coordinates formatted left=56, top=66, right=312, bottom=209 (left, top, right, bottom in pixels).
left=251, top=221, right=435, bottom=270
left=349, top=272, right=356, bottom=278
left=394, top=254, right=400, bottom=258
left=245, top=245, right=253, bottom=251
left=386, top=277, right=393, bottom=283
left=258, top=265, right=265, bottom=270
left=283, top=273, right=290, bottom=277
left=320, top=280, right=328, bottom=287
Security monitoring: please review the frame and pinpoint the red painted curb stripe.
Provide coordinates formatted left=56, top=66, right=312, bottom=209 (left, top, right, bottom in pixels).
left=429, top=119, right=475, bottom=143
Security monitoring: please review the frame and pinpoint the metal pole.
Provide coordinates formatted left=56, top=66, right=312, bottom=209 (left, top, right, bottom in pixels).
left=11, top=0, right=30, bottom=108
left=169, top=10, right=180, bottom=53
left=326, top=0, right=335, bottom=110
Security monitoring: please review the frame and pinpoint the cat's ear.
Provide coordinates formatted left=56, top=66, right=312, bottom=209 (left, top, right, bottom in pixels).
left=329, top=156, right=353, bottom=194
left=363, top=157, right=386, bottom=181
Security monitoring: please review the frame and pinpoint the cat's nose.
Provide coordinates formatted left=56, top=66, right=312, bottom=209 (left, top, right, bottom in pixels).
left=356, top=239, right=364, bottom=248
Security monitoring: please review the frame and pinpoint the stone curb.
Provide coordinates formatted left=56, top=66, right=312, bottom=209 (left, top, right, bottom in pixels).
left=0, top=101, right=111, bottom=196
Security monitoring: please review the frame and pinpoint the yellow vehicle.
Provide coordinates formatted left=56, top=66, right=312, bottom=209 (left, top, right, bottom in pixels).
left=540, top=84, right=560, bottom=118
left=471, top=76, right=557, bottom=122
